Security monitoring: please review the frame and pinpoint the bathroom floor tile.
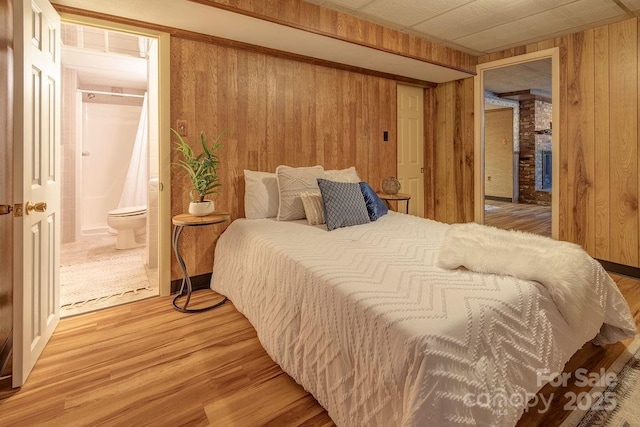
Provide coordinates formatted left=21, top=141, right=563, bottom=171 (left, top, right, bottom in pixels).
left=60, top=234, right=159, bottom=318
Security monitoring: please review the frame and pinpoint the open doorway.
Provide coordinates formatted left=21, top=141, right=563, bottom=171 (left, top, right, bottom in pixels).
left=475, top=49, right=560, bottom=239
left=59, top=23, right=160, bottom=317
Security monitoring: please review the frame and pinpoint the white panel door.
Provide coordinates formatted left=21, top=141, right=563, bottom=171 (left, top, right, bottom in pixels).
left=397, top=85, right=424, bottom=217
left=13, top=0, right=61, bottom=388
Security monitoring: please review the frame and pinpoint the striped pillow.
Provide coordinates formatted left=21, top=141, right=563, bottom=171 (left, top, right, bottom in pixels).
left=300, top=191, right=325, bottom=225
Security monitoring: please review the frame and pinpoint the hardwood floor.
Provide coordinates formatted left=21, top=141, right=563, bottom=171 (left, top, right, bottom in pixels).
left=484, top=200, right=552, bottom=236
left=1, top=274, right=638, bottom=426
left=518, top=273, right=640, bottom=425
left=0, top=293, right=333, bottom=426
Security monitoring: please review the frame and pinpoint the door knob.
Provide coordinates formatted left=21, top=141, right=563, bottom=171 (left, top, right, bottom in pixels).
left=25, top=201, right=47, bottom=215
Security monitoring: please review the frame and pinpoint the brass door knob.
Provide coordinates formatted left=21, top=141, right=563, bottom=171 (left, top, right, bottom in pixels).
left=25, top=201, right=47, bottom=215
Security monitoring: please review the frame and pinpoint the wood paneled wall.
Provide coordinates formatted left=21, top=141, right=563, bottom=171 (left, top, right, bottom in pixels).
left=476, top=18, right=640, bottom=267
left=170, top=37, right=397, bottom=279
left=0, top=0, right=13, bottom=375
left=193, top=0, right=477, bottom=74
left=424, top=78, right=475, bottom=224
left=50, top=2, right=472, bottom=278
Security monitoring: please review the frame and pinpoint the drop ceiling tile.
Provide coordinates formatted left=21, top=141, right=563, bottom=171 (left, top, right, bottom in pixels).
left=557, top=0, right=624, bottom=26
left=493, top=0, right=577, bottom=19
left=454, top=33, right=513, bottom=52
left=313, top=0, right=640, bottom=54
left=398, top=0, right=473, bottom=15
left=454, top=8, right=574, bottom=52
left=412, top=1, right=511, bottom=41
left=484, top=59, right=552, bottom=94
left=359, top=0, right=472, bottom=27
left=619, top=0, right=640, bottom=11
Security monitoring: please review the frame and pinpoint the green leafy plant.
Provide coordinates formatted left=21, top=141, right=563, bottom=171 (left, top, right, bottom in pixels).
left=172, top=128, right=225, bottom=202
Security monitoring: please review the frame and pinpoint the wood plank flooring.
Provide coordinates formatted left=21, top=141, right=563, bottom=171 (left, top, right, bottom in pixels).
left=0, top=293, right=333, bottom=426
left=1, top=273, right=638, bottom=426
left=484, top=200, right=552, bottom=236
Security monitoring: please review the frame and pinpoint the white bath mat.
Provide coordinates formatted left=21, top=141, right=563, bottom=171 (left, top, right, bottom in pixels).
left=60, top=254, right=151, bottom=307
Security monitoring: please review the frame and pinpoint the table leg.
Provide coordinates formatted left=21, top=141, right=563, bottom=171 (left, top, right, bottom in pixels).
left=171, top=224, right=227, bottom=313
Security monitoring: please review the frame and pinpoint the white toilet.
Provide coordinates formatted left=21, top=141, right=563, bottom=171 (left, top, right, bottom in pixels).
left=107, top=205, right=147, bottom=250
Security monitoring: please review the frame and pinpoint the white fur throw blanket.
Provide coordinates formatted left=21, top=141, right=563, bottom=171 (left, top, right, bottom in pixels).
left=437, top=222, right=596, bottom=331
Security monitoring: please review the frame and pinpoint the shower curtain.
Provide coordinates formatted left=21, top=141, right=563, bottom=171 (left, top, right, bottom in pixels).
left=118, top=92, right=148, bottom=209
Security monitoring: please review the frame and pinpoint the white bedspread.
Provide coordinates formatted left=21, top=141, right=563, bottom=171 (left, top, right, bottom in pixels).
left=436, top=222, right=632, bottom=341
left=210, top=212, right=636, bottom=426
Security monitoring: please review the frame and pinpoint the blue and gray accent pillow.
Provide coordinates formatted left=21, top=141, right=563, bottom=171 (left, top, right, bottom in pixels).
left=317, top=178, right=370, bottom=231
left=359, top=182, right=388, bottom=221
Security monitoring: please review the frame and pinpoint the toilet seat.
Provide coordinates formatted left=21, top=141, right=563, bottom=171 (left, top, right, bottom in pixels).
left=107, top=205, right=147, bottom=250
left=108, top=205, right=147, bottom=217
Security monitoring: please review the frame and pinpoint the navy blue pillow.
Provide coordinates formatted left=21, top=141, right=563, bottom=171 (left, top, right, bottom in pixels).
left=359, top=182, right=388, bottom=221
left=317, top=179, right=370, bottom=231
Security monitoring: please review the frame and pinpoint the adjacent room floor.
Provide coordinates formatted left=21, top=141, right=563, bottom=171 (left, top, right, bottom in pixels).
left=484, top=199, right=552, bottom=237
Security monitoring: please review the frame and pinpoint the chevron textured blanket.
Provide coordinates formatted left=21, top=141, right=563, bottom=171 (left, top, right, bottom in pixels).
left=211, top=213, right=636, bottom=426
left=436, top=222, right=635, bottom=343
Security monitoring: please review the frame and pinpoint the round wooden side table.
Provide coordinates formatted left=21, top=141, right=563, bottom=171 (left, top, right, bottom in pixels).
left=376, top=192, right=411, bottom=214
left=172, top=212, right=230, bottom=313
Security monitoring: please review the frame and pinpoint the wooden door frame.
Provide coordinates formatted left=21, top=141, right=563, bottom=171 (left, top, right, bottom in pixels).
left=57, top=12, right=172, bottom=296
left=474, top=48, right=560, bottom=239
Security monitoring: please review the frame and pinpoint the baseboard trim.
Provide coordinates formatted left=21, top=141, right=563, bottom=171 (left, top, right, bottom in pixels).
left=598, top=259, right=640, bottom=279
left=170, top=273, right=213, bottom=294
left=484, top=196, right=513, bottom=203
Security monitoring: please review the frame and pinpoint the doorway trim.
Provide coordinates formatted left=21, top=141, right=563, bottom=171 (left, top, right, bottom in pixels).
left=474, top=48, right=560, bottom=239
left=58, top=12, right=172, bottom=296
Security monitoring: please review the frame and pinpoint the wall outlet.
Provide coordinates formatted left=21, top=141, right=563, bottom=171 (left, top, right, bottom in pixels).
left=176, top=120, right=188, bottom=137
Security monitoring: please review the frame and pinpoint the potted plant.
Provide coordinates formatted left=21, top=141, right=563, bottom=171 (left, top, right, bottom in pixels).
left=172, top=128, right=225, bottom=216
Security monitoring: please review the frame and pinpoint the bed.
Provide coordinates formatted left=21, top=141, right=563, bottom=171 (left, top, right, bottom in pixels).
left=210, top=210, right=636, bottom=426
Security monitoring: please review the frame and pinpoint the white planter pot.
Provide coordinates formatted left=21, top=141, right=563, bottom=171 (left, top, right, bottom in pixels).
left=189, top=200, right=215, bottom=216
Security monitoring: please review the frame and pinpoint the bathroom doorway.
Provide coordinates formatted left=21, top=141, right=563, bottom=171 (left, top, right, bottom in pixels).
left=59, top=22, right=160, bottom=317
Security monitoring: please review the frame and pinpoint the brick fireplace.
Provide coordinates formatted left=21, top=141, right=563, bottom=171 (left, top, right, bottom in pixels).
left=518, top=98, right=552, bottom=205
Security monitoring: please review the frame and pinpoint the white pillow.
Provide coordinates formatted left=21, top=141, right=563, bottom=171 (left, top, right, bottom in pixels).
left=324, top=166, right=361, bottom=183
left=244, top=170, right=279, bottom=219
left=300, top=191, right=325, bottom=225
left=276, top=165, right=325, bottom=221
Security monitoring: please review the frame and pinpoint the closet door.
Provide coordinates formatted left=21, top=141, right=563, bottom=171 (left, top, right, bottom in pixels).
left=397, top=84, right=424, bottom=217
